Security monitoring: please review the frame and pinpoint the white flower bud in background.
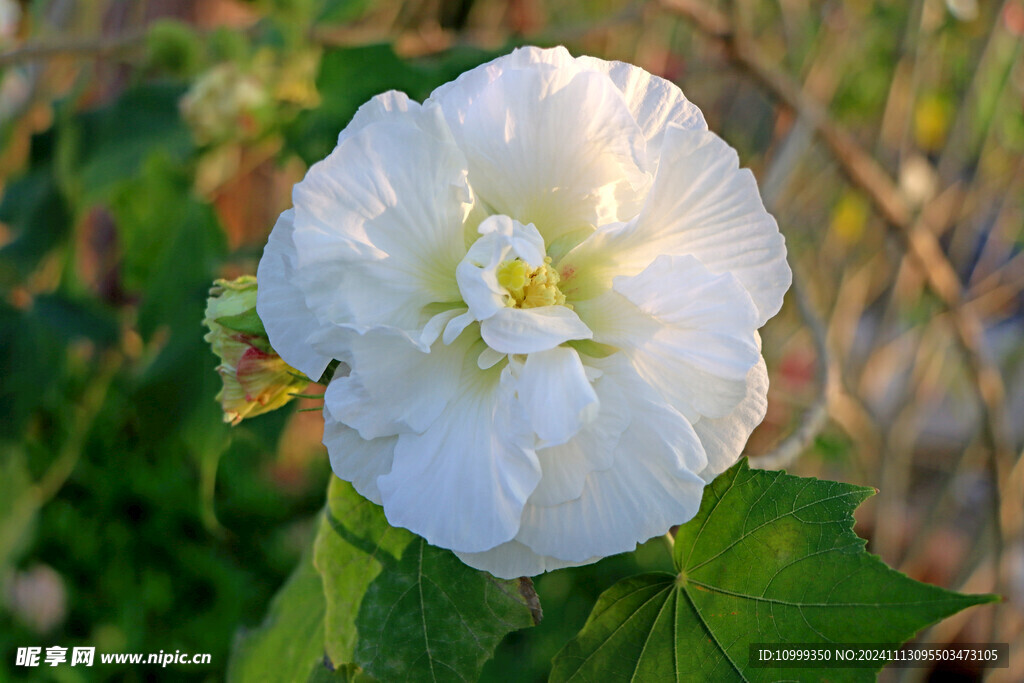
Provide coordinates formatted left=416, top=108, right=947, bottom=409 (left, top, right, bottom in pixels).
left=180, top=64, right=270, bottom=145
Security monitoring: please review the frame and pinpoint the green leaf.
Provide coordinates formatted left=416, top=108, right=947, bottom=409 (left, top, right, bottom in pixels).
left=0, top=301, right=69, bottom=438
left=63, top=83, right=193, bottom=203
left=284, top=45, right=500, bottom=164
left=355, top=537, right=538, bottom=681
left=284, top=45, right=423, bottom=164
left=0, top=130, right=72, bottom=286
left=551, top=459, right=997, bottom=682
left=108, top=154, right=201, bottom=297
left=314, top=477, right=411, bottom=665
left=145, top=19, right=204, bottom=77
left=110, top=155, right=226, bottom=443
left=228, top=548, right=328, bottom=683
left=315, top=478, right=537, bottom=682
left=316, top=0, right=373, bottom=23
left=32, top=294, right=120, bottom=347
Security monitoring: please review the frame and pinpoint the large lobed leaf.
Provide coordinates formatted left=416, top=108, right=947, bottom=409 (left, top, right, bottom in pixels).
left=232, top=478, right=537, bottom=682
left=66, top=83, right=193, bottom=203
left=228, top=550, right=328, bottom=682
left=550, top=459, right=997, bottom=682
left=322, top=478, right=538, bottom=682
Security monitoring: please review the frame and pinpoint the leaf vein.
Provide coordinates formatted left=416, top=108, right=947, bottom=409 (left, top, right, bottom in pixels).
left=686, top=488, right=866, bottom=573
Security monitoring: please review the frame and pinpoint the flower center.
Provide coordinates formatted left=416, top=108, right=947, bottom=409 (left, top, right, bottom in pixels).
left=496, top=257, right=567, bottom=309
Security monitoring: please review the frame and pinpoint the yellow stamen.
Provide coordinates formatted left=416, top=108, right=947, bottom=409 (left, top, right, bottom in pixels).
left=496, top=257, right=568, bottom=309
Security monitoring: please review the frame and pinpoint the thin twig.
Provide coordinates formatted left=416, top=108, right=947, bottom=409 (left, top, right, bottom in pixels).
left=753, top=271, right=829, bottom=470
left=0, top=30, right=148, bottom=68
left=659, top=0, right=1009, bottom=451
left=3, top=351, right=121, bottom=556
left=517, top=577, right=544, bottom=626
left=661, top=0, right=1013, bottom=604
left=1, top=2, right=648, bottom=68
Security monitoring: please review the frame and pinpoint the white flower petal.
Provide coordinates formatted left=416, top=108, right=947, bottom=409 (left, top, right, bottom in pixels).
left=432, top=45, right=705, bottom=176
left=566, top=125, right=789, bottom=324
left=575, top=254, right=760, bottom=421
left=574, top=55, right=707, bottom=171
left=439, top=60, right=649, bottom=240
left=478, top=214, right=546, bottom=267
left=336, top=90, right=413, bottom=146
left=477, top=346, right=505, bottom=370
left=480, top=306, right=592, bottom=355
left=514, top=356, right=706, bottom=562
left=456, top=216, right=547, bottom=322
left=255, top=209, right=334, bottom=380
left=528, top=359, right=630, bottom=507
left=322, top=411, right=396, bottom=505
left=443, top=310, right=476, bottom=345
left=428, top=46, right=579, bottom=113
left=290, top=102, right=471, bottom=338
left=421, top=308, right=464, bottom=347
left=377, top=357, right=541, bottom=554
left=456, top=540, right=595, bottom=580
left=515, top=347, right=597, bottom=447
left=695, top=353, right=768, bottom=483
left=323, top=329, right=468, bottom=439
left=323, top=373, right=400, bottom=442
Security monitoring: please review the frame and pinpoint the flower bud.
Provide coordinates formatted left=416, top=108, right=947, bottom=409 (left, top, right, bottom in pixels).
left=180, top=64, right=270, bottom=145
left=203, top=275, right=307, bottom=425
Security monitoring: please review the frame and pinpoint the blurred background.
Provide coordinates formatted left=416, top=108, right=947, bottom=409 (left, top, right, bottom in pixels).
left=0, top=0, right=1021, bottom=680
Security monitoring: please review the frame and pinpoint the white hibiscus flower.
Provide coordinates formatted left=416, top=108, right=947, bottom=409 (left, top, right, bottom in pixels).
left=256, top=46, right=791, bottom=579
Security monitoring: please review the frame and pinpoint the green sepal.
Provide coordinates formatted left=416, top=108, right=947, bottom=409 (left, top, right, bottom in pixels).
left=215, top=308, right=268, bottom=338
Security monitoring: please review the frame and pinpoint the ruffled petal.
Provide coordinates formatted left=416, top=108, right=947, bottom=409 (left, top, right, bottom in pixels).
left=290, top=101, right=471, bottom=338
left=443, top=310, right=476, bottom=345
left=563, top=125, right=790, bottom=324
left=438, top=58, right=649, bottom=241
left=574, top=55, right=707, bottom=171
left=528, top=359, right=630, bottom=507
left=323, top=329, right=470, bottom=440
left=377, top=352, right=541, bottom=553
left=255, top=210, right=335, bottom=380
left=456, top=540, right=595, bottom=580
left=515, top=347, right=598, bottom=447
left=514, top=356, right=707, bottom=562
left=322, top=411, right=396, bottom=505
left=695, top=352, right=768, bottom=483
left=420, top=308, right=465, bottom=348
left=428, top=46, right=579, bottom=114
left=336, top=90, right=413, bottom=146
left=574, top=254, right=760, bottom=422
left=480, top=306, right=592, bottom=355
left=432, top=45, right=706, bottom=176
